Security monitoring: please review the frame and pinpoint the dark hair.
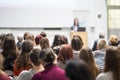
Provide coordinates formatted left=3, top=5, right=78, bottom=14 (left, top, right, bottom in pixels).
left=65, top=60, right=93, bottom=80
left=2, top=33, right=19, bottom=71
left=71, top=35, right=83, bottom=50
left=73, top=18, right=79, bottom=26
left=2, top=33, right=19, bottom=58
left=16, top=40, right=33, bottom=69
left=29, top=49, right=41, bottom=66
left=35, top=35, right=42, bottom=45
left=58, top=35, right=68, bottom=45
left=51, top=34, right=60, bottom=48
left=39, top=48, right=55, bottom=63
left=22, top=40, right=33, bottom=54
left=40, top=32, right=46, bottom=37
left=104, top=46, right=120, bottom=80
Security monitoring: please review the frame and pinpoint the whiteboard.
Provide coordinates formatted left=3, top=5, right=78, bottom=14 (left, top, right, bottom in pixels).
left=0, top=7, right=73, bottom=28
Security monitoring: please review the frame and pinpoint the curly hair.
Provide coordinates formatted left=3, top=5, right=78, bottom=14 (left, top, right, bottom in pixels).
left=16, top=40, right=33, bottom=70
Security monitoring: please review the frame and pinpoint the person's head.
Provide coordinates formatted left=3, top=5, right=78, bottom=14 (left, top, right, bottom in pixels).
left=52, top=34, right=60, bottom=47
left=104, top=46, right=120, bottom=80
left=40, top=37, right=50, bottom=49
left=99, top=31, right=105, bottom=38
left=79, top=47, right=96, bottom=66
left=71, top=35, right=83, bottom=51
left=16, top=40, right=33, bottom=69
left=23, top=32, right=30, bottom=40
left=73, top=18, right=79, bottom=26
left=58, top=44, right=73, bottom=64
left=40, top=32, right=46, bottom=37
left=79, top=47, right=98, bottom=79
left=2, top=33, right=19, bottom=58
left=26, top=33, right=35, bottom=42
left=97, top=38, right=108, bottom=50
left=39, top=48, right=55, bottom=65
left=35, top=34, right=42, bottom=45
left=29, top=48, right=41, bottom=66
left=17, top=34, right=23, bottom=42
left=21, top=40, right=33, bottom=54
left=58, top=35, right=68, bottom=45
left=109, top=35, right=119, bottom=46
left=65, top=60, right=93, bottom=80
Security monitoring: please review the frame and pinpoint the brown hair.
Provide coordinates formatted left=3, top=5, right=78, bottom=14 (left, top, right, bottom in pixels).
left=16, top=40, right=33, bottom=69
left=104, top=46, right=120, bottom=80
left=2, top=33, right=19, bottom=58
left=58, top=44, right=73, bottom=64
left=40, top=37, right=50, bottom=49
left=29, top=49, right=41, bottom=66
left=71, top=35, right=83, bottom=50
left=79, top=47, right=99, bottom=80
left=23, top=32, right=30, bottom=40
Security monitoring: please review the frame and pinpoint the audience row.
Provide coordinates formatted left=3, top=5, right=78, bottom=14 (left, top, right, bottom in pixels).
left=0, top=32, right=120, bottom=80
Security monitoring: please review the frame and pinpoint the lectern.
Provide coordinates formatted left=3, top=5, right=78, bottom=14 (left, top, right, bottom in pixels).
left=70, top=32, right=88, bottom=47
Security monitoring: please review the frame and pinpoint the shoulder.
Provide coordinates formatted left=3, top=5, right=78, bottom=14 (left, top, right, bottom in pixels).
left=96, top=72, right=113, bottom=80
left=31, top=72, right=42, bottom=80
left=17, top=70, right=29, bottom=79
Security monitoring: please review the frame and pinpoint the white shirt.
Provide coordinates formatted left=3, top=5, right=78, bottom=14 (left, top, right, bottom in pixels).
left=96, top=71, right=113, bottom=80
left=73, top=26, right=78, bottom=32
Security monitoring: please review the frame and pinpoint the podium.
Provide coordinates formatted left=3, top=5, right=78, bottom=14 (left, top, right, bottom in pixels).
left=70, top=32, right=88, bottom=47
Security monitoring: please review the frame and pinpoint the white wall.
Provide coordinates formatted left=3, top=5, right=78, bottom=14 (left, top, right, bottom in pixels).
left=0, top=0, right=107, bottom=48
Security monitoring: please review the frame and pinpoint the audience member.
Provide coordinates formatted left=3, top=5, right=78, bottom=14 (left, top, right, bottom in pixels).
left=65, top=60, right=93, bottom=80
left=17, top=49, right=44, bottom=80
left=23, top=32, right=30, bottom=40
left=92, top=31, right=105, bottom=51
left=57, top=44, right=73, bottom=69
left=14, top=40, right=33, bottom=76
left=34, top=34, right=42, bottom=49
left=96, top=46, right=120, bottom=80
left=40, top=32, right=47, bottom=37
left=17, top=34, right=23, bottom=51
left=53, top=35, right=68, bottom=55
left=31, top=48, right=68, bottom=80
left=109, top=35, right=119, bottom=46
left=93, top=38, right=108, bottom=72
left=39, top=37, right=50, bottom=49
left=79, top=47, right=99, bottom=80
left=0, top=33, right=19, bottom=77
left=71, top=35, right=83, bottom=60
left=51, top=34, right=60, bottom=49
left=26, top=33, right=36, bottom=47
